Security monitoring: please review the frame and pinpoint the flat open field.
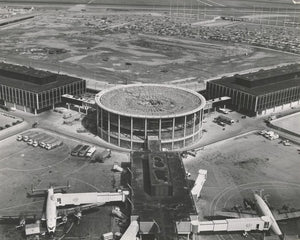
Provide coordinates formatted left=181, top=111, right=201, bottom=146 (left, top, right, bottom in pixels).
left=0, top=3, right=299, bottom=91
left=185, top=132, right=300, bottom=239
left=272, top=112, right=300, bottom=136
left=0, top=130, right=129, bottom=239
left=2, top=0, right=300, bottom=8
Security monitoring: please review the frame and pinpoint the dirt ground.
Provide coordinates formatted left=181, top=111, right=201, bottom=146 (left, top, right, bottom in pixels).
left=184, top=132, right=300, bottom=239
left=0, top=4, right=299, bottom=91
left=0, top=130, right=129, bottom=240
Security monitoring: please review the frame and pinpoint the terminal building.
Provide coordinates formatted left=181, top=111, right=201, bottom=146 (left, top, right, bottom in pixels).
left=0, top=63, right=86, bottom=114
left=95, top=84, right=206, bottom=150
left=206, top=64, right=300, bottom=116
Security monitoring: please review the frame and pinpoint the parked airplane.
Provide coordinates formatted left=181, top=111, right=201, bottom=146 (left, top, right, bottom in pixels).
left=215, top=192, right=300, bottom=239
left=0, top=183, right=129, bottom=237
left=292, top=0, right=300, bottom=4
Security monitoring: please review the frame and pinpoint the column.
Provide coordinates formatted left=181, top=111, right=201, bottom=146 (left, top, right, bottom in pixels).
left=100, top=108, right=103, bottom=138
left=172, top=117, right=175, bottom=150
left=144, top=118, right=147, bottom=140
left=36, top=93, right=39, bottom=111
left=108, top=112, right=111, bottom=143
left=130, top=117, right=133, bottom=149
left=183, top=115, right=187, bottom=146
left=118, top=115, right=121, bottom=147
left=192, top=112, right=196, bottom=141
left=158, top=119, right=162, bottom=140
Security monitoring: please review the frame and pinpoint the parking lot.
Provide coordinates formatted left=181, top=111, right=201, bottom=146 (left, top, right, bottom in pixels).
left=0, top=129, right=129, bottom=239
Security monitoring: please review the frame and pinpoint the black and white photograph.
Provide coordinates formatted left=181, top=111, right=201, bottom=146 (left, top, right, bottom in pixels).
left=0, top=0, right=299, bottom=239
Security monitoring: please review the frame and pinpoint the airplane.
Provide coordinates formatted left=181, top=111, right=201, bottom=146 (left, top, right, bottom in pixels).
left=215, top=191, right=300, bottom=239
left=0, top=183, right=129, bottom=237
left=292, top=0, right=300, bottom=4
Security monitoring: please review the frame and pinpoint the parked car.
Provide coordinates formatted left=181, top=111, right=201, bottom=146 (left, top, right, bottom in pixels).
left=78, top=145, right=90, bottom=157
left=71, top=144, right=83, bottom=156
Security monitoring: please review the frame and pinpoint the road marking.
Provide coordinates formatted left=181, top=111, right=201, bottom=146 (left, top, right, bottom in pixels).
left=197, top=0, right=212, bottom=7
left=68, top=177, right=101, bottom=192
left=206, top=0, right=225, bottom=7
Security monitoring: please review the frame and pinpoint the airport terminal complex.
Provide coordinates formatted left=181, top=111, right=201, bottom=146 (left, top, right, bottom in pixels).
left=95, top=84, right=206, bottom=150
left=0, top=63, right=86, bottom=114
left=0, top=62, right=300, bottom=150
left=207, top=64, right=300, bottom=116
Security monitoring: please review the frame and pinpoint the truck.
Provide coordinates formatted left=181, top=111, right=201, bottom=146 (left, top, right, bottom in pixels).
left=22, top=132, right=40, bottom=142
left=45, top=140, right=63, bottom=150
left=94, top=149, right=111, bottom=162
left=216, top=115, right=235, bottom=125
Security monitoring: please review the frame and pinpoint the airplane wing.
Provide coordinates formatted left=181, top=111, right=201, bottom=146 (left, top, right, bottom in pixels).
left=0, top=214, right=38, bottom=227
left=57, top=202, right=105, bottom=218
left=273, top=210, right=300, bottom=221
left=215, top=210, right=259, bottom=218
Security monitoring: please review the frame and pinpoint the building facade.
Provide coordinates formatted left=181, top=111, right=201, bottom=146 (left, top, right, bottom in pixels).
left=0, top=63, right=86, bottom=114
left=95, top=84, right=206, bottom=150
left=206, top=65, right=300, bottom=116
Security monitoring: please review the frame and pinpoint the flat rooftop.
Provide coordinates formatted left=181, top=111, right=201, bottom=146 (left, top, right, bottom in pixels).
left=210, top=64, right=300, bottom=96
left=0, top=62, right=84, bottom=93
left=95, top=84, right=206, bottom=118
left=130, top=150, right=198, bottom=240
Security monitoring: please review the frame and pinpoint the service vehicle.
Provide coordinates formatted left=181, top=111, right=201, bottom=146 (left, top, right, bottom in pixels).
left=216, top=115, right=235, bottom=125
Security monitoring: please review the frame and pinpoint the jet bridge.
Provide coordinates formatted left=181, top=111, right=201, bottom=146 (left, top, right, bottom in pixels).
left=54, top=190, right=129, bottom=206
left=189, top=216, right=271, bottom=234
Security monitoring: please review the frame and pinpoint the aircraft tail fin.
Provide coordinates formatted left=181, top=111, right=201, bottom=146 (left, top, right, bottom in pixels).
left=31, top=184, right=48, bottom=194
left=279, top=234, right=285, bottom=240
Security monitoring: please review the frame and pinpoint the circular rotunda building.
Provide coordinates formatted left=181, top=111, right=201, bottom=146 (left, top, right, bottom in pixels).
left=95, top=84, right=206, bottom=150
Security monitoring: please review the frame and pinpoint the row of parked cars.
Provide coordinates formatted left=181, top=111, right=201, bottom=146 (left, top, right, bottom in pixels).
left=71, top=144, right=96, bottom=158
left=17, top=131, right=63, bottom=150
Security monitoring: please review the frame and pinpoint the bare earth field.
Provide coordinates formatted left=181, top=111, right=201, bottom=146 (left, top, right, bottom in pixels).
left=2, top=0, right=300, bottom=8
left=184, top=133, right=300, bottom=239
left=0, top=4, right=299, bottom=90
left=0, top=130, right=129, bottom=240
